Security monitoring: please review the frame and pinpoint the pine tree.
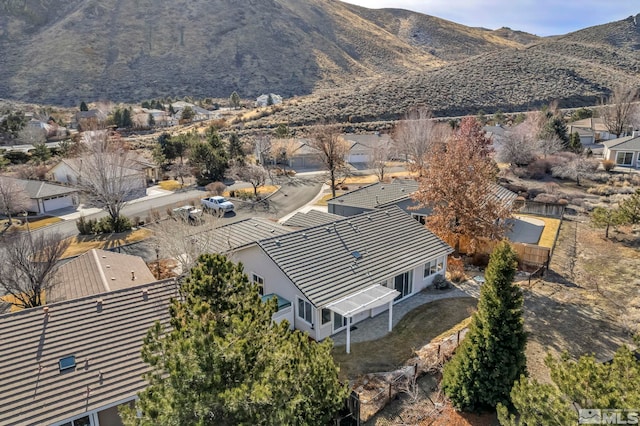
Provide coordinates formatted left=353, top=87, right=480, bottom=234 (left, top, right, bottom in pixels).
left=569, top=131, right=582, bottom=153
left=229, top=91, right=241, bottom=109
left=442, top=241, right=527, bottom=411
left=590, top=206, right=623, bottom=238
left=498, top=343, right=640, bottom=425
left=618, top=189, right=640, bottom=225
left=79, top=101, right=89, bottom=111
left=227, top=132, right=244, bottom=162
left=121, top=254, right=347, bottom=425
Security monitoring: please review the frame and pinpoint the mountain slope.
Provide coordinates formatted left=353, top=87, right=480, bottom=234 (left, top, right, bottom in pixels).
left=246, top=15, right=640, bottom=125
left=0, top=0, right=529, bottom=105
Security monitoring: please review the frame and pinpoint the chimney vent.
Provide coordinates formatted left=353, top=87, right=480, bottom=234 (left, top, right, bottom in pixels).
left=131, top=271, right=136, bottom=281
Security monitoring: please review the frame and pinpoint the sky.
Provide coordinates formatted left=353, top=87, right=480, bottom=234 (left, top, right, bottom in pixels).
left=341, top=1, right=639, bottom=36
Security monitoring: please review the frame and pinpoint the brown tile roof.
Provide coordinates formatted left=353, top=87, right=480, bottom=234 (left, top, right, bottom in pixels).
left=0, top=279, right=178, bottom=425
left=50, top=249, right=157, bottom=303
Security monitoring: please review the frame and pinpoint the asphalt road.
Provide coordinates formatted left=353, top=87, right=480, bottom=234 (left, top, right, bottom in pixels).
left=108, top=175, right=326, bottom=262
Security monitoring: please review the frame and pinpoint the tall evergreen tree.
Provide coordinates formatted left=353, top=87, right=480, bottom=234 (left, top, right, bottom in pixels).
left=229, top=91, right=241, bottom=109
left=121, top=254, right=347, bottom=425
left=569, top=131, right=583, bottom=153
left=79, top=101, right=89, bottom=111
left=227, top=132, right=244, bottom=162
left=442, top=241, right=527, bottom=411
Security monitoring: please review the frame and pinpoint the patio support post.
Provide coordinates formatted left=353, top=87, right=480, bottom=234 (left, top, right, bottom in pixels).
left=346, top=316, right=351, bottom=354
left=388, top=300, right=393, bottom=332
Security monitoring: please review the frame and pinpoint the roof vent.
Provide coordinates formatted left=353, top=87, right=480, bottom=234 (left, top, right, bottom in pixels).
left=111, top=277, right=116, bottom=281
left=381, top=186, right=385, bottom=190
left=131, top=271, right=136, bottom=281
left=275, top=240, right=281, bottom=246
left=106, top=265, right=111, bottom=268
left=270, top=229, right=275, bottom=233
left=43, top=306, right=49, bottom=315
left=101, top=255, right=107, bottom=258
left=302, top=233, right=307, bottom=238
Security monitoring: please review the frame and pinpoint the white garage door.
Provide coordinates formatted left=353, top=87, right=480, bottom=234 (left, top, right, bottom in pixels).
left=43, top=195, right=74, bottom=212
left=348, top=153, right=369, bottom=163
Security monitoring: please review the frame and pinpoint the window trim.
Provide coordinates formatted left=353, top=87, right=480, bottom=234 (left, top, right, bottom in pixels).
left=615, top=151, right=634, bottom=166
left=297, top=297, right=313, bottom=325
left=251, top=273, right=265, bottom=296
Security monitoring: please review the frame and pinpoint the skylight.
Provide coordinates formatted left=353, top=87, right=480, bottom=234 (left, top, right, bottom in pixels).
left=59, top=355, right=76, bottom=372
left=351, top=251, right=362, bottom=260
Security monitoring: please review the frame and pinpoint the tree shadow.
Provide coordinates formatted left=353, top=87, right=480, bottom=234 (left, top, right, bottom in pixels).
left=523, top=289, right=629, bottom=362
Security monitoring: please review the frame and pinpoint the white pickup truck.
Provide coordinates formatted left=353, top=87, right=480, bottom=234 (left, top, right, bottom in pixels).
left=201, top=196, right=235, bottom=214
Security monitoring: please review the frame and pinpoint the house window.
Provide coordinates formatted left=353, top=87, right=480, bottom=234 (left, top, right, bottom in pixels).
left=333, top=312, right=347, bottom=332
left=297, top=298, right=313, bottom=324
left=322, top=308, right=332, bottom=325
left=437, top=258, right=444, bottom=272
left=394, top=271, right=413, bottom=301
left=412, top=214, right=426, bottom=225
left=424, top=260, right=438, bottom=278
left=252, top=273, right=264, bottom=296
left=58, top=415, right=92, bottom=426
left=616, top=152, right=634, bottom=166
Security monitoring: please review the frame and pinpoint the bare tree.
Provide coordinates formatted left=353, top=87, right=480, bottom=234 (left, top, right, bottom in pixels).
left=551, top=154, right=599, bottom=186
left=77, top=132, right=141, bottom=232
left=0, top=177, right=31, bottom=224
left=535, top=135, right=564, bottom=158
left=225, top=162, right=267, bottom=197
left=254, top=133, right=272, bottom=165
left=393, top=107, right=449, bottom=175
left=269, top=138, right=299, bottom=174
left=368, top=139, right=391, bottom=182
left=600, top=85, right=638, bottom=138
left=150, top=214, right=220, bottom=275
left=308, top=125, right=350, bottom=198
left=18, top=125, right=46, bottom=146
left=495, top=116, right=539, bottom=166
left=0, top=231, right=70, bottom=308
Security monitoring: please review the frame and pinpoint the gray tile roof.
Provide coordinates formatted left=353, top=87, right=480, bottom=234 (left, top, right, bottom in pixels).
left=603, top=135, right=640, bottom=151
left=328, top=179, right=419, bottom=210
left=0, top=279, right=178, bottom=426
left=258, top=206, right=453, bottom=307
left=2, top=177, right=78, bottom=199
left=50, top=249, right=158, bottom=303
left=201, top=218, right=292, bottom=253
left=281, top=210, right=342, bottom=228
left=487, top=183, right=519, bottom=208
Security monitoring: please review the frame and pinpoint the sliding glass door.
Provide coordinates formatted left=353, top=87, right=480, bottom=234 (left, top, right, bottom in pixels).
left=394, top=271, right=413, bottom=301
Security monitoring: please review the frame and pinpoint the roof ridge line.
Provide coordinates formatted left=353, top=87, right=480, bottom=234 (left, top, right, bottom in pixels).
left=93, top=249, right=111, bottom=292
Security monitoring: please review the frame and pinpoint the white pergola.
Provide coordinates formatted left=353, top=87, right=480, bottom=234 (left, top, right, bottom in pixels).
left=325, top=285, right=400, bottom=354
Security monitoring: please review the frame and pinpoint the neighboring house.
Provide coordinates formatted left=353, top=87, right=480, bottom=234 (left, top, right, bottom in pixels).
left=328, top=179, right=430, bottom=223
left=258, top=138, right=324, bottom=170
left=50, top=249, right=158, bottom=303
left=230, top=207, right=453, bottom=351
left=341, top=133, right=396, bottom=163
left=0, top=279, right=179, bottom=426
left=483, top=124, right=507, bottom=150
left=129, top=153, right=160, bottom=183
left=141, top=108, right=178, bottom=127
left=74, top=109, right=107, bottom=131
left=3, top=177, right=79, bottom=214
left=27, top=119, right=68, bottom=140
left=327, top=179, right=518, bottom=225
left=48, top=158, right=147, bottom=198
left=602, top=133, right=640, bottom=168
left=170, top=102, right=217, bottom=122
left=255, top=93, right=283, bottom=107
left=568, top=117, right=622, bottom=143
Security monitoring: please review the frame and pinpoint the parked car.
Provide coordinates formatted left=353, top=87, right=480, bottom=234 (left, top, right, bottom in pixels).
left=201, top=196, right=235, bottom=214
left=172, top=205, right=203, bottom=222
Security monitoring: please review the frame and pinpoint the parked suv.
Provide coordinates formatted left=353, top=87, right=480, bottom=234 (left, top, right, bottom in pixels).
left=201, top=196, right=235, bottom=215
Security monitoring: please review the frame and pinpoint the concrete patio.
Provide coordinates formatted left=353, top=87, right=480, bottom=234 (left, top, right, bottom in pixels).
left=331, top=280, right=480, bottom=347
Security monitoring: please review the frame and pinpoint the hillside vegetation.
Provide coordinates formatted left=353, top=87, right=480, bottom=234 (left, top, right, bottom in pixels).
left=0, top=0, right=531, bottom=106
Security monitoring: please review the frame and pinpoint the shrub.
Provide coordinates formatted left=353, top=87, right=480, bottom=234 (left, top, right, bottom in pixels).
left=206, top=181, right=226, bottom=196
left=471, top=252, right=490, bottom=268
left=602, top=159, right=616, bottom=172
left=447, top=256, right=466, bottom=283
left=432, top=274, right=450, bottom=289
left=76, top=216, right=97, bottom=235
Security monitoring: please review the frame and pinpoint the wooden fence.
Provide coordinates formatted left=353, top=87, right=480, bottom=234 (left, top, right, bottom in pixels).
left=514, top=200, right=566, bottom=219
left=456, top=235, right=550, bottom=270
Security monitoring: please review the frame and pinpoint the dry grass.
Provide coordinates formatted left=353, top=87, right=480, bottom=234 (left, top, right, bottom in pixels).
left=158, top=180, right=185, bottom=191
left=61, top=228, right=152, bottom=258
left=223, top=185, right=279, bottom=197
left=332, top=297, right=476, bottom=380
left=1, top=216, right=63, bottom=231
left=518, top=214, right=561, bottom=248
left=314, top=193, right=338, bottom=206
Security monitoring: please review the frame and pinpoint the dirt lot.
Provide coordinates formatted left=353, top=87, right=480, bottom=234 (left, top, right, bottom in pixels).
left=524, top=219, right=640, bottom=382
